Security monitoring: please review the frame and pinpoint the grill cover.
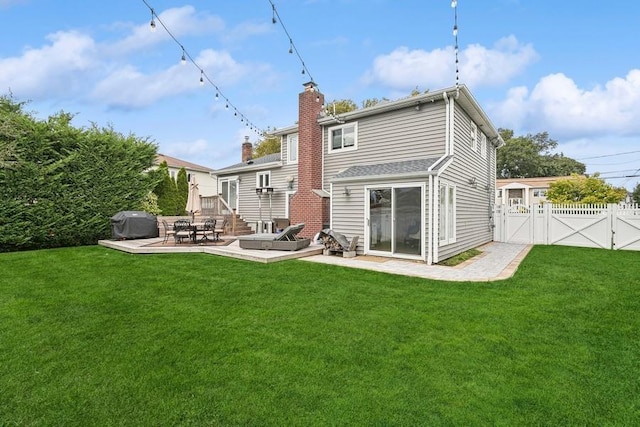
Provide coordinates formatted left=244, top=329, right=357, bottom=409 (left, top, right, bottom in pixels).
left=110, top=211, right=159, bottom=239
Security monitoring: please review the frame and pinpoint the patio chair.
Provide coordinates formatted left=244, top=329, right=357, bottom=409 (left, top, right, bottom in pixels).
left=173, top=219, right=192, bottom=244
left=195, top=218, right=216, bottom=242
left=160, top=219, right=176, bottom=244
left=238, top=223, right=310, bottom=250
left=213, top=217, right=227, bottom=241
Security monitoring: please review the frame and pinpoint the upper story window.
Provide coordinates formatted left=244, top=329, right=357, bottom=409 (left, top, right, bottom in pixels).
left=480, top=131, right=487, bottom=159
left=256, top=171, right=271, bottom=188
left=470, top=122, right=478, bottom=152
left=329, top=123, right=357, bottom=152
left=287, top=133, right=298, bottom=164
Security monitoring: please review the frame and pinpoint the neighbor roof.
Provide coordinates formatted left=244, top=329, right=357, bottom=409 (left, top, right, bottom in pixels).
left=156, top=154, right=214, bottom=173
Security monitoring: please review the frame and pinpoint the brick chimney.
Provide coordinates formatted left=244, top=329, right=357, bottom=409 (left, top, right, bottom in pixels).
left=289, top=82, right=327, bottom=238
left=241, top=136, right=253, bottom=163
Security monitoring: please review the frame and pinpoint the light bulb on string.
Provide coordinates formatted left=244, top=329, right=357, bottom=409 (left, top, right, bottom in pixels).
left=272, top=5, right=277, bottom=24
left=181, top=49, right=186, bottom=65
left=451, top=0, right=457, bottom=8
left=453, top=25, right=458, bottom=36
left=225, top=103, right=229, bottom=110
left=150, top=9, right=156, bottom=32
left=199, top=70, right=204, bottom=86
left=215, top=92, right=219, bottom=100
left=289, top=39, right=293, bottom=54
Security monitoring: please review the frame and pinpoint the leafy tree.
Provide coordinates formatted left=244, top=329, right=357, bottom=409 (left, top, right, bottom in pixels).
left=326, top=99, right=357, bottom=115
left=0, top=95, right=158, bottom=251
left=361, top=97, right=389, bottom=109
left=176, top=167, right=188, bottom=215
left=497, top=129, right=586, bottom=178
left=253, top=133, right=281, bottom=158
left=632, top=183, right=640, bottom=204
left=546, top=174, right=627, bottom=204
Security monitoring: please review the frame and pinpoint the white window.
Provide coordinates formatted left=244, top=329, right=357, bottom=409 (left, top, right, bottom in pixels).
left=287, top=133, right=298, bottom=164
left=480, top=131, right=487, bottom=159
left=256, top=171, right=271, bottom=188
left=470, top=122, right=478, bottom=151
left=439, top=183, right=456, bottom=245
left=533, top=189, right=547, bottom=198
left=328, top=123, right=357, bottom=152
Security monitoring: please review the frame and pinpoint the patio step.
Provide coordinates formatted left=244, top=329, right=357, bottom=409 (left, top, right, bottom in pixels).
left=229, top=215, right=254, bottom=236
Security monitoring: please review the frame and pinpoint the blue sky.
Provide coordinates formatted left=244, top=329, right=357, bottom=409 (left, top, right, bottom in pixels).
left=1, top=0, right=639, bottom=190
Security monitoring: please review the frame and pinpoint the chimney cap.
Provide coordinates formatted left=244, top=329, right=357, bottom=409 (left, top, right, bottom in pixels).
left=303, top=81, right=317, bottom=91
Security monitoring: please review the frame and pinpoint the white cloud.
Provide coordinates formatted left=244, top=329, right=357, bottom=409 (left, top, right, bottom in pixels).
left=108, top=6, right=225, bottom=56
left=91, top=50, right=250, bottom=109
left=0, top=30, right=97, bottom=98
left=362, top=35, right=538, bottom=91
left=490, top=69, right=640, bottom=139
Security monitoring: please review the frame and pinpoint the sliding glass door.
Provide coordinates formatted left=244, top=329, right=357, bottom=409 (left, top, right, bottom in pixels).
left=367, top=184, right=423, bottom=257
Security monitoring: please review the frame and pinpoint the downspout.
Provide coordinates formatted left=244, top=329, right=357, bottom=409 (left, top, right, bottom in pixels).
left=427, top=93, right=451, bottom=265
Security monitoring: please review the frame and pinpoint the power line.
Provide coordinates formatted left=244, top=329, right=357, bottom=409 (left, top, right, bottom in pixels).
left=577, top=150, right=640, bottom=160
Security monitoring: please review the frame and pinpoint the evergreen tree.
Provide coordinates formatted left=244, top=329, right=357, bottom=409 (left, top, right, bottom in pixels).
left=176, top=168, right=188, bottom=215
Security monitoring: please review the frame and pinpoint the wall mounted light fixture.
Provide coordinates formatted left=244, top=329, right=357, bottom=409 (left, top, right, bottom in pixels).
left=286, top=175, right=295, bottom=189
left=343, top=186, right=351, bottom=196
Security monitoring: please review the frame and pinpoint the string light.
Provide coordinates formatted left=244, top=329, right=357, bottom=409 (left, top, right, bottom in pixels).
left=181, top=47, right=186, bottom=65
left=267, top=0, right=315, bottom=83
left=452, top=0, right=460, bottom=95
left=149, top=8, right=156, bottom=32
left=141, top=0, right=264, bottom=134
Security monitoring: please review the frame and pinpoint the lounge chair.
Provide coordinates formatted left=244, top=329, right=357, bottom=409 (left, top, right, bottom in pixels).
left=238, top=223, right=311, bottom=251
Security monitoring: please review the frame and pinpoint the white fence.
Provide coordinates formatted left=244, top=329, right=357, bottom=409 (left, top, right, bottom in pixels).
left=493, top=204, right=640, bottom=251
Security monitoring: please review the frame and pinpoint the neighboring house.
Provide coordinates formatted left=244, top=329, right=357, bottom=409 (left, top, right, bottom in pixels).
left=155, top=153, right=217, bottom=197
left=496, top=176, right=581, bottom=206
left=215, top=82, right=504, bottom=264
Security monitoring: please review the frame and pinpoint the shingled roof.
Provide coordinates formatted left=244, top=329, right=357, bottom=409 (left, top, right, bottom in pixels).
left=331, top=157, right=450, bottom=182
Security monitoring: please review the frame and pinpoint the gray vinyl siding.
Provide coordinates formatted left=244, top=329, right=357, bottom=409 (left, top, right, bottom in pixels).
left=222, top=163, right=298, bottom=230
left=437, top=102, right=496, bottom=261
left=330, top=183, right=365, bottom=253
left=323, top=101, right=447, bottom=190
left=330, top=178, right=431, bottom=259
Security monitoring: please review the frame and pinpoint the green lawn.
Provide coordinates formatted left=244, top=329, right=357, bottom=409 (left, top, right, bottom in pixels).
left=1, top=245, right=638, bottom=426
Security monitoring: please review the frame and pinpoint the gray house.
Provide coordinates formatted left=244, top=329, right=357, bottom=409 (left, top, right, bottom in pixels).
left=215, top=82, right=503, bottom=264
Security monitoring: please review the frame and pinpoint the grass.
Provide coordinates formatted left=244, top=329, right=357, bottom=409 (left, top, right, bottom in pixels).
left=437, top=247, right=482, bottom=266
left=0, top=245, right=639, bottom=426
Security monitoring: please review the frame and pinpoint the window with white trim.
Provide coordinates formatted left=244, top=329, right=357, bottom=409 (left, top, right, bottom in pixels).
left=256, top=171, right=271, bottom=188
left=470, top=121, right=478, bottom=151
left=533, top=189, right=547, bottom=198
left=439, top=183, right=456, bottom=245
left=287, top=133, right=298, bottom=164
left=480, top=131, right=487, bottom=158
left=328, top=123, right=357, bottom=152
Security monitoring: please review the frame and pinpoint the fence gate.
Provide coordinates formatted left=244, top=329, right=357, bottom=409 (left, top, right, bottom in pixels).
left=494, top=204, right=640, bottom=251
